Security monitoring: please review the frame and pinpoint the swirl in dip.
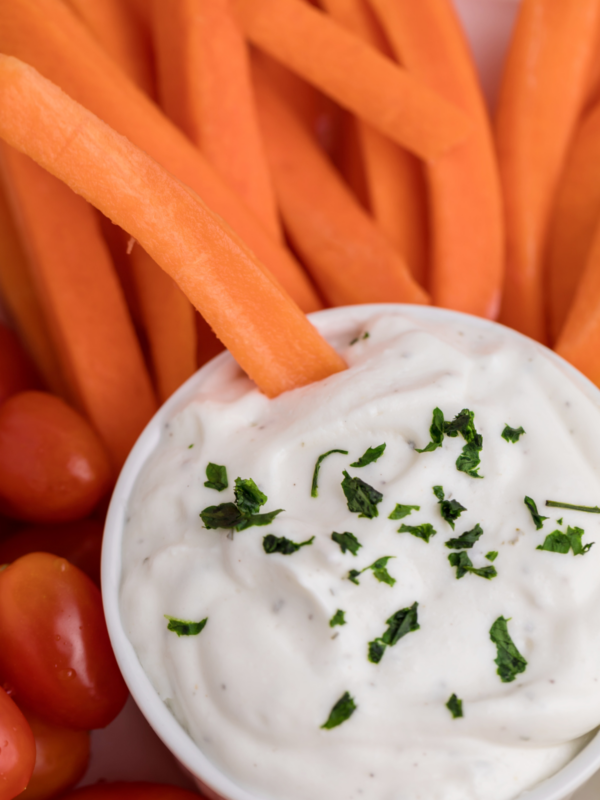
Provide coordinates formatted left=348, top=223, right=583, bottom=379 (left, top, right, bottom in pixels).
left=120, top=311, right=600, bottom=800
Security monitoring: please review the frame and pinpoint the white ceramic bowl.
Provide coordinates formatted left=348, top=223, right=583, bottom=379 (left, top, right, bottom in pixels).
left=102, top=304, right=600, bottom=800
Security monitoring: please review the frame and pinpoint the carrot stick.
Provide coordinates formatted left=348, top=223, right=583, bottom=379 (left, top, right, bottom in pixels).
left=369, top=0, right=503, bottom=319
left=128, top=244, right=197, bottom=403
left=0, top=0, right=321, bottom=314
left=334, top=113, right=370, bottom=211
left=545, top=104, right=600, bottom=343
left=196, top=313, right=225, bottom=369
left=555, top=220, right=600, bottom=386
left=252, top=62, right=429, bottom=307
left=0, top=181, right=67, bottom=397
left=231, top=0, right=471, bottom=161
left=495, top=0, right=600, bottom=342
left=322, top=0, right=429, bottom=287
left=0, top=56, right=345, bottom=398
left=0, top=143, right=158, bottom=467
left=64, top=0, right=155, bottom=97
left=152, top=0, right=282, bottom=243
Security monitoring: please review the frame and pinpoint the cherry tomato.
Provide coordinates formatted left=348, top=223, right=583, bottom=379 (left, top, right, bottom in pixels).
left=0, top=519, right=103, bottom=587
left=0, top=325, right=40, bottom=407
left=0, top=686, right=35, bottom=800
left=0, top=553, right=128, bottom=729
left=17, top=710, right=89, bottom=800
left=61, top=783, right=203, bottom=800
left=0, top=392, right=112, bottom=523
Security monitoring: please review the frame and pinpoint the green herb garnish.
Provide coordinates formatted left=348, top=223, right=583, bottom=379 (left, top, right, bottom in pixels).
left=236, top=509, right=284, bottom=531
left=545, top=501, right=600, bottom=514
left=200, top=502, right=243, bottom=529
left=331, top=531, right=362, bottom=556
left=341, top=471, right=382, bottom=518
left=263, top=534, right=314, bottom=555
left=165, top=615, right=208, bottom=637
left=447, top=409, right=483, bottom=478
left=350, top=443, right=386, bottom=468
left=348, top=556, right=396, bottom=586
left=445, top=523, right=483, bottom=549
left=502, top=425, right=525, bottom=443
left=489, top=616, right=527, bottom=683
left=329, top=609, right=346, bottom=628
left=398, top=522, right=437, bottom=543
left=446, top=694, right=463, bottom=719
left=204, top=462, right=228, bottom=492
left=486, top=551, right=498, bottom=562
left=311, top=449, right=349, bottom=498
left=536, top=525, right=594, bottom=556
left=368, top=602, right=420, bottom=664
left=416, top=407, right=445, bottom=453
left=349, top=332, right=370, bottom=345
left=524, top=496, right=548, bottom=530
left=433, top=485, right=466, bottom=529
left=456, top=440, right=483, bottom=479
left=448, top=551, right=497, bottom=580
left=388, top=504, right=420, bottom=520
left=234, top=477, right=267, bottom=515
left=321, top=691, right=357, bottom=729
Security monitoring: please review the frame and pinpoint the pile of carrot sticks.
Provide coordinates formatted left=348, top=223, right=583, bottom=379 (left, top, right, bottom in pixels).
left=0, top=0, right=600, bottom=469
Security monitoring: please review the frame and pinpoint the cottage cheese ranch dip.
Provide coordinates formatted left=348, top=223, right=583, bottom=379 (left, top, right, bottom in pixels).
left=120, top=311, right=600, bottom=800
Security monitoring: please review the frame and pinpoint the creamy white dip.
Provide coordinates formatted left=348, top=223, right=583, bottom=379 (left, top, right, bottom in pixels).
left=120, top=311, right=600, bottom=800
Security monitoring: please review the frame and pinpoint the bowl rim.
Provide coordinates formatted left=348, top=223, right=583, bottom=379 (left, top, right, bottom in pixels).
left=102, top=303, right=600, bottom=800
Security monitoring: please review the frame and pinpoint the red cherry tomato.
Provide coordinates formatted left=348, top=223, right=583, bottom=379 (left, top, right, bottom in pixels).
left=17, top=710, right=90, bottom=800
left=0, top=519, right=103, bottom=587
left=0, top=686, right=36, bottom=800
left=0, top=392, right=112, bottom=523
left=0, top=553, right=128, bottom=730
left=61, top=783, right=203, bottom=800
left=0, top=325, right=40, bottom=407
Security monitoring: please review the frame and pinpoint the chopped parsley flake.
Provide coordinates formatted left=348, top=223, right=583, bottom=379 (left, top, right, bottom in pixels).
left=445, top=523, right=484, bottom=549
left=524, top=496, right=548, bottom=530
left=321, top=691, right=357, bottom=729
left=536, top=526, right=594, bottom=556
left=433, top=485, right=466, bottom=529
left=368, top=602, right=420, bottom=664
left=348, top=556, right=396, bottom=587
left=263, top=534, right=314, bottom=555
left=349, top=332, right=370, bottom=345
left=489, top=616, right=527, bottom=683
left=388, top=504, right=420, bottom=520
left=416, top=407, right=445, bottom=453
left=204, top=462, right=228, bottom=492
left=545, top=500, right=600, bottom=514
left=165, top=615, right=208, bottom=637
left=311, top=449, right=349, bottom=498
left=448, top=551, right=497, bottom=580
left=350, top=443, right=386, bottom=468
left=502, top=424, right=525, bottom=443
left=341, top=471, right=382, bottom=518
left=398, top=522, right=437, bottom=543
left=200, top=477, right=283, bottom=531
left=446, top=694, right=463, bottom=719
left=329, top=609, right=346, bottom=628
left=331, top=531, right=362, bottom=556
left=486, top=551, right=498, bottom=562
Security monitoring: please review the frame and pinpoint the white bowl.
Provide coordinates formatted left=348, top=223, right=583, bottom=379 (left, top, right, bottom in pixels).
left=102, top=304, right=600, bottom=800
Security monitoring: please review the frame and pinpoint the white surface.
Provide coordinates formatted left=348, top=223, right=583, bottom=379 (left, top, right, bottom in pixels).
left=103, top=305, right=600, bottom=800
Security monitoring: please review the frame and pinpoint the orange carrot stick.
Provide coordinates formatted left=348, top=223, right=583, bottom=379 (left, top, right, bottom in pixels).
left=334, top=112, right=370, bottom=211
left=0, top=0, right=321, bottom=314
left=152, top=0, right=281, bottom=242
left=0, top=56, right=344, bottom=398
left=555, top=220, right=600, bottom=386
left=322, top=0, right=429, bottom=287
left=196, top=312, right=225, bottom=369
left=64, top=0, right=155, bottom=96
left=369, top=0, right=503, bottom=319
left=253, top=63, right=429, bottom=307
left=128, top=244, right=197, bottom=402
left=0, top=144, right=158, bottom=467
left=545, top=104, right=600, bottom=343
left=231, top=0, right=470, bottom=161
left=0, top=181, right=67, bottom=397
left=495, top=0, right=600, bottom=342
